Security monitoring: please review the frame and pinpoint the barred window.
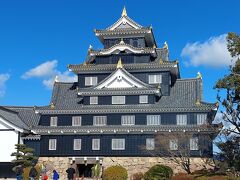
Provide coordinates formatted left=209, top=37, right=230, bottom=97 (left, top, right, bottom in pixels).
left=112, top=96, right=125, bottom=104
left=112, top=139, right=125, bottom=150
left=197, top=114, right=207, bottom=125
left=190, top=137, right=199, bottom=150
left=177, top=114, right=187, bottom=125
left=169, top=139, right=178, bottom=150
left=148, top=74, right=162, bottom=84
left=93, top=116, right=107, bottom=126
left=72, top=116, right=81, bottom=126
left=90, top=96, right=98, bottom=105
left=92, top=139, right=100, bottom=150
left=121, top=115, right=135, bottom=125
left=49, top=139, right=57, bottom=150
left=147, top=115, right=161, bottom=125
left=146, top=138, right=155, bottom=150
left=50, top=117, right=58, bottom=126
left=85, top=76, right=98, bottom=86
left=73, top=139, right=81, bottom=150
left=139, top=95, right=148, bottom=104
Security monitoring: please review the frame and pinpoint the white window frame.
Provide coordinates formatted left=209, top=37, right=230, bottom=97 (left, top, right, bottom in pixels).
left=197, top=114, right=207, bottom=125
left=90, top=96, right=98, bottom=105
left=72, top=116, right=82, bottom=126
left=139, top=95, right=148, bottom=104
left=92, top=139, right=100, bottom=150
left=147, top=115, right=161, bottom=125
left=85, top=76, right=98, bottom=86
left=190, top=137, right=199, bottom=150
left=112, top=96, right=125, bottom=104
left=121, top=115, right=135, bottom=126
left=112, top=139, right=125, bottom=150
left=148, top=74, right=162, bottom=84
left=50, top=117, right=58, bottom=126
left=176, top=114, right=187, bottom=125
left=73, top=139, right=82, bottom=150
left=146, top=138, right=155, bottom=150
left=49, top=139, right=57, bottom=150
left=169, top=139, right=178, bottom=150
left=93, top=116, right=107, bottom=126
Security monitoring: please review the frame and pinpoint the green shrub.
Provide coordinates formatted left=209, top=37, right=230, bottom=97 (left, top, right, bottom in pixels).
left=22, top=165, right=40, bottom=180
left=103, top=165, right=128, bottom=180
left=132, top=172, right=144, bottom=180
left=143, top=164, right=173, bottom=180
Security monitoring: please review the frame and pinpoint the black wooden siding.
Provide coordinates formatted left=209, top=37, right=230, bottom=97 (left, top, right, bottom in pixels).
left=39, top=113, right=209, bottom=126
left=103, top=38, right=146, bottom=49
left=38, top=134, right=212, bottom=157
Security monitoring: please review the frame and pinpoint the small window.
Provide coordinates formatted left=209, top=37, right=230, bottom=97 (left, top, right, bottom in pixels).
left=72, top=116, right=81, bottom=126
left=139, top=95, right=148, bottom=104
left=92, top=139, right=100, bottom=150
left=50, top=117, right=58, bottom=126
left=90, top=96, right=98, bottom=105
left=197, top=114, right=207, bottom=125
left=147, top=115, right=161, bottom=125
left=190, top=137, right=199, bottom=150
left=121, top=115, right=135, bottom=125
left=112, top=96, right=125, bottom=104
left=73, top=139, right=81, bottom=150
left=112, top=139, right=125, bottom=150
left=85, top=77, right=98, bottom=86
left=93, top=116, right=107, bottom=126
left=177, top=114, right=187, bottom=125
left=169, top=139, right=178, bottom=150
left=49, top=139, right=57, bottom=150
left=148, top=74, right=162, bottom=84
left=146, top=138, right=155, bottom=150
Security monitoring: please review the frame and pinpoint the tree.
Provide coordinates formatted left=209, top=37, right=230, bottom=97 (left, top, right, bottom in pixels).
left=11, top=144, right=38, bottom=169
left=215, top=32, right=240, bottom=137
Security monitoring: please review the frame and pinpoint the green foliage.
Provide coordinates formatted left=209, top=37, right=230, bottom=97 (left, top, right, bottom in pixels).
left=91, top=162, right=101, bottom=178
left=143, top=164, right=173, bottom=180
left=103, top=165, right=128, bottom=180
left=22, top=165, right=40, bottom=180
left=11, top=144, right=38, bottom=172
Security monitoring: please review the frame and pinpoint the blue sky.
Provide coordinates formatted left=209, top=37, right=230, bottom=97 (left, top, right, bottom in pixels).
left=0, top=0, right=239, bottom=106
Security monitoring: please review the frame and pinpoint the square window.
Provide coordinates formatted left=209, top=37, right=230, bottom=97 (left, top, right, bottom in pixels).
left=169, top=139, right=178, bottom=150
left=85, top=77, right=98, bottom=86
left=176, top=114, right=187, bottom=125
left=112, top=139, right=125, bottom=150
left=50, top=117, right=58, bottom=126
left=148, top=74, right=162, bottom=84
left=121, top=115, right=135, bottom=125
left=93, top=116, right=107, bottom=126
left=197, top=114, right=207, bottom=125
left=190, top=137, right=199, bottom=150
left=146, top=138, right=155, bottom=150
left=49, top=139, right=57, bottom=150
left=147, top=115, right=161, bottom=125
left=92, top=139, right=100, bottom=150
left=90, top=96, right=98, bottom=105
left=112, top=96, right=125, bottom=104
left=72, top=116, right=81, bottom=126
left=73, top=139, right=81, bottom=150
left=139, top=95, right=148, bottom=104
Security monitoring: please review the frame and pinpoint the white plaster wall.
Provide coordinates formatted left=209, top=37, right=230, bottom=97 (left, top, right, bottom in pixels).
left=0, top=124, right=19, bottom=162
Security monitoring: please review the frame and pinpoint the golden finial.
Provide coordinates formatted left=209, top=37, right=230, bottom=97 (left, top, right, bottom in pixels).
left=50, top=102, right=55, bottom=109
left=164, top=41, right=168, bottom=49
left=120, top=38, right=124, bottom=44
left=197, top=72, right=202, bottom=79
left=121, top=6, right=127, bottom=17
left=117, top=58, right=123, bottom=69
left=153, top=44, right=156, bottom=48
left=159, top=59, right=163, bottom=64
left=196, top=99, right=201, bottom=106
left=176, top=60, right=179, bottom=64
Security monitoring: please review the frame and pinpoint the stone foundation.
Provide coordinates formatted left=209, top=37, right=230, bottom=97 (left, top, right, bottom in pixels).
left=38, top=156, right=213, bottom=179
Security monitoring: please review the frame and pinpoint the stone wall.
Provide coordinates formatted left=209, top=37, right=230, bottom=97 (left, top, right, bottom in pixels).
left=38, top=156, right=213, bottom=179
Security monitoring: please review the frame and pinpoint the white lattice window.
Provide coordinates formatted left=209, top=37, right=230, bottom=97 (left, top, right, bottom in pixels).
left=112, top=139, right=125, bottom=150
left=197, top=114, right=207, bottom=125
left=139, top=95, right=148, bottom=104
left=190, top=137, right=199, bottom=150
left=177, top=114, right=187, bottom=125
left=49, top=139, right=57, bottom=150
left=121, top=115, right=135, bottom=125
left=148, top=74, right=162, bottom=84
left=85, top=76, right=98, bottom=86
left=72, top=116, right=81, bottom=126
left=93, top=116, right=107, bottom=126
left=50, top=117, right=58, bottom=126
left=146, top=138, right=155, bottom=150
left=112, top=96, right=125, bottom=104
left=92, top=139, right=100, bottom=150
left=90, top=96, right=98, bottom=105
left=169, top=139, right=178, bottom=150
left=73, top=139, right=81, bottom=150
left=147, top=115, right=161, bottom=125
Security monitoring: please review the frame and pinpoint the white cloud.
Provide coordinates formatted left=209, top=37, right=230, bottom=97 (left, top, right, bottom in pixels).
left=181, top=34, right=234, bottom=67
left=0, top=73, right=10, bottom=97
left=22, top=60, right=77, bottom=89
